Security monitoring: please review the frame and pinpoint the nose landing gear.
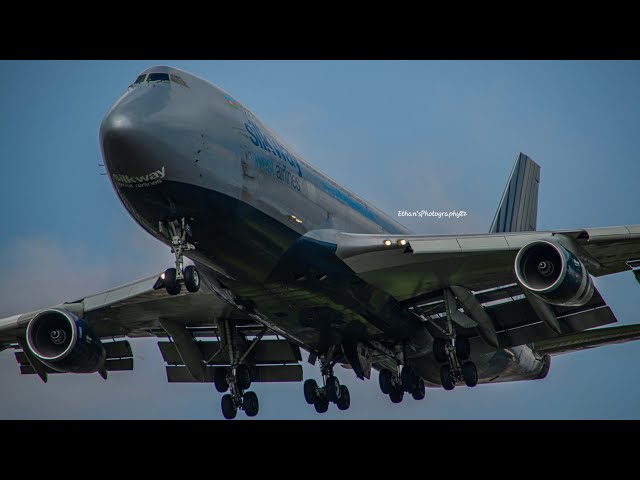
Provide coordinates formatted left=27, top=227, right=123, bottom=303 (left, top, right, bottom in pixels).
left=160, top=218, right=200, bottom=295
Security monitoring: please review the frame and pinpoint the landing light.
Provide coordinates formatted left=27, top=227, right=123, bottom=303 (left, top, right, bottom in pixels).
left=290, top=215, right=303, bottom=224
left=161, top=273, right=166, bottom=280
left=397, top=239, right=407, bottom=246
left=383, top=239, right=392, bottom=247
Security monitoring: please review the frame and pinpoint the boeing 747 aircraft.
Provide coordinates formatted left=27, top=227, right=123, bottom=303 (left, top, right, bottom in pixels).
left=2, top=66, right=639, bottom=419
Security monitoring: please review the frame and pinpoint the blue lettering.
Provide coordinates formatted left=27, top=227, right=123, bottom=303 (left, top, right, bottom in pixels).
left=246, top=120, right=303, bottom=178
left=244, top=122, right=260, bottom=147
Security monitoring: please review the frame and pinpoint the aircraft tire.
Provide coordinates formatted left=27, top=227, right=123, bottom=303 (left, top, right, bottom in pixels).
left=456, top=336, right=471, bottom=361
left=462, top=361, right=478, bottom=388
left=433, top=338, right=448, bottom=363
left=304, top=379, right=319, bottom=404
left=440, top=364, right=455, bottom=391
left=221, top=394, right=237, bottom=419
left=236, top=364, right=252, bottom=391
left=379, top=368, right=394, bottom=394
left=389, top=386, right=404, bottom=404
left=326, top=376, right=340, bottom=403
left=412, top=378, right=426, bottom=400
left=243, top=391, right=259, bottom=417
left=184, top=265, right=200, bottom=293
left=214, top=367, right=229, bottom=393
left=401, top=367, right=418, bottom=393
left=336, top=385, right=351, bottom=411
left=314, top=397, right=329, bottom=414
left=164, top=268, right=181, bottom=296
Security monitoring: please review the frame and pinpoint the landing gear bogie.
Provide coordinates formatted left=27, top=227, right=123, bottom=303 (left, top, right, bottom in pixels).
left=380, top=365, right=426, bottom=403
left=432, top=297, right=479, bottom=391
left=439, top=360, right=479, bottom=390
left=160, top=218, right=200, bottom=296
left=214, top=319, right=263, bottom=419
left=303, top=352, right=351, bottom=414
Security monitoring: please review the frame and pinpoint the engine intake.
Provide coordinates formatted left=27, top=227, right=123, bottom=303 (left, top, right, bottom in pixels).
left=26, top=309, right=106, bottom=373
left=514, top=240, right=593, bottom=307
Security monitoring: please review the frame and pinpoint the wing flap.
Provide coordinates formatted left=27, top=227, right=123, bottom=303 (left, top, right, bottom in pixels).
left=532, top=323, right=640, bottom=356
left=165, top=365, right=303, bottom=383
left=418, top=285, right=617, bottom=353
left=158, top=340, right=301, bottom=366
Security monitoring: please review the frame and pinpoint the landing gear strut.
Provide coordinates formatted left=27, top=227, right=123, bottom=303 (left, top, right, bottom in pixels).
left=435, top=335, right=477, bottom=389
left=433, top=290, right=478, bottom=390
left=303, top=348, right=351, bottom=414
left=160, top=218, right=200, bottom=295
left=215, top=319, right=261, bottom=419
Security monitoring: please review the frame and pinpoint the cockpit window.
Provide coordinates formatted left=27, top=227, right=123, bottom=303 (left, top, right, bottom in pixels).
left=170, top=74, right=189, bottom=88
left=147, top=73, right=170, bottom=82
left=133, top=74, right=146, bottom=84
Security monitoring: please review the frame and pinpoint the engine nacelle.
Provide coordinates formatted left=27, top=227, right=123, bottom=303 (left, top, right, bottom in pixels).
left=25, top=308, right=106, bottom=373
left=514, top=240, right=594, bottom=307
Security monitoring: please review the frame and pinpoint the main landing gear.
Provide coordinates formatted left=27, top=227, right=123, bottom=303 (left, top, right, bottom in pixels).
left=216, top=364, right=259, bottom=419
left=160, top=218, right=200, bottom=296
left=433, top=335, right=478, bottom=390
left=215, top=319, right=260, bottom=419
left=378, top=364, right=426, bottom=403
left=303, top=351, right=351, bottom=414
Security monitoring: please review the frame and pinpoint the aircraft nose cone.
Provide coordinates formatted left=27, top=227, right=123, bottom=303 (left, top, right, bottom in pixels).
left=100, top=86, right=172, bottom=181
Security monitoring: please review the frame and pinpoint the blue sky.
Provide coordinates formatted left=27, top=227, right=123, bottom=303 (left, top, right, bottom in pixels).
left=0, top=60, right=639, bottom=419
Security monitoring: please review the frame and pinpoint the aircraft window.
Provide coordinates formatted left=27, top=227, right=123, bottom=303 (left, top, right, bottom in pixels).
left=147, top=73, right=170, bottom=82
left=170, top=74, right=189, bottom=88
left=133, top=74, right=146, bottom=84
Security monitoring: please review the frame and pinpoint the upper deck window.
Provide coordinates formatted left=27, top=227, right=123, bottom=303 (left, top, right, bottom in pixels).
left=147, top=73, right=170, bottom=82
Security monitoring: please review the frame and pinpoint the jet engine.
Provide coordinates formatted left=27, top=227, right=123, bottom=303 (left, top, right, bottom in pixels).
left=25, top=308, right=106, bottom=373
left=514, top=240, right=593, bottom=307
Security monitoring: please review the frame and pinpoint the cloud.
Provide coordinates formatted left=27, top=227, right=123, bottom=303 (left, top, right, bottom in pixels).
left=0, top=227, right=172, bottom=318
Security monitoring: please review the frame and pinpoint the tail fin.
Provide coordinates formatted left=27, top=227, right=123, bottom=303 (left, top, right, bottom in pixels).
left=489, top=152, right=540, bottom=233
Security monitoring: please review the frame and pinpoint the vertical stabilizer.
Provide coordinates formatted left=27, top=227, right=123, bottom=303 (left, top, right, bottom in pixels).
left=489, top=153, right=540, bottom=233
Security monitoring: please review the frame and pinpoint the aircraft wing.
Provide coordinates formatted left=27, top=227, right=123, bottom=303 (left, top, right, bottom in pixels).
left=0, top=272, right=303, bottom=383
left=334, top=224, right=640, bottom=302
left=0, top=273, right=253, bottom=344
left=531, top=323, right=640, bottom=356
left=331, top=224, right=640, bottom=355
